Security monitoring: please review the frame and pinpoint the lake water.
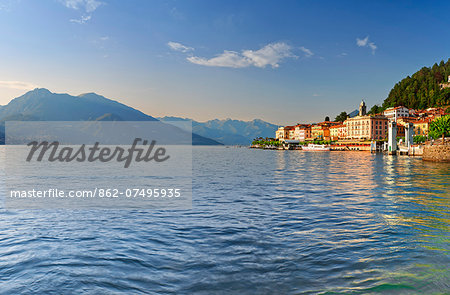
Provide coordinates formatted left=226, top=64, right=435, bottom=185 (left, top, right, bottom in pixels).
left=0, top=146, right=449, bottom=294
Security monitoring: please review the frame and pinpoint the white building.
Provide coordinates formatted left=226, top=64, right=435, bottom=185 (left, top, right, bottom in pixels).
left=383, top=106, right=409, bottom=122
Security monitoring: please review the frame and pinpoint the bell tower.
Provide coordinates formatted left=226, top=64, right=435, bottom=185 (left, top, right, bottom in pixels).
left=359, top=100, right=367, bottom=116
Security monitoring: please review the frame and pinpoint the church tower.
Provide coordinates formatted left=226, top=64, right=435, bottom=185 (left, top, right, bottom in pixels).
left=359, top=100, right=367, bottom=116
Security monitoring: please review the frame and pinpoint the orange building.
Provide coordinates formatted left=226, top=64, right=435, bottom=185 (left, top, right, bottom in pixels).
left=294, top=124, right=311, bottom=141
left=311, top=121, right=340, bottom=140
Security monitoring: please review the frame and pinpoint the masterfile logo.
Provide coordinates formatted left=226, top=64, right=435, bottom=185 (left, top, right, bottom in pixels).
left=26, top=138, right=170, bottom=168
left=3, top=121, right=192, bottom=209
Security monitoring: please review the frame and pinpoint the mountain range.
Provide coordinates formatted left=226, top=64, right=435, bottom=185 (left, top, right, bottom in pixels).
left=158, top=117, right=278, bottom=145
left=0, top=89, right=278, bottom=145
left=0, top=89, right=220, bottom=145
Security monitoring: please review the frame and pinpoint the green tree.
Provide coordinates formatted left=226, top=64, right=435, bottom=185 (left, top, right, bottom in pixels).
left=429, top=115, right=450, bottom=143
left=367, top=105, right=382, bottom=115
left=413, top=135, right=427, bottom=144
left=334, top=111, right=348, bottom=122
left=382, top=59, right=450, bottom=109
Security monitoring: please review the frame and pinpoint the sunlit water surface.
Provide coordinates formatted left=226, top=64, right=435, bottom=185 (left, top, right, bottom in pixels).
left=0, top=147, right=449, bottom=294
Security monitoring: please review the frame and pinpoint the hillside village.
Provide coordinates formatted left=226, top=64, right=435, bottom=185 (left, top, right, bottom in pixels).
left=263, top=95, right=449, bottom=151
left=262, top=62, right=450, bottom=152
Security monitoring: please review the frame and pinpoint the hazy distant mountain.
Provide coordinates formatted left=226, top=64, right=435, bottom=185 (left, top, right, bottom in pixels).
left=348, top=109, right=359, bottom=118
left=158, top=117, right=279, bottom=145
left=0, top=89, right=221, bottom=145
left=0, top=88, right=155, bottom=121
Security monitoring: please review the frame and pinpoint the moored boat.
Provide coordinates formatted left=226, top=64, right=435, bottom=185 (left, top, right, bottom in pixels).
left=302, top=144, right=330, bottom=151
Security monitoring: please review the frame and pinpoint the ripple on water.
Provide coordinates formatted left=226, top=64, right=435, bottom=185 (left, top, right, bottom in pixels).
left=0, top=147, right=449, bottom=294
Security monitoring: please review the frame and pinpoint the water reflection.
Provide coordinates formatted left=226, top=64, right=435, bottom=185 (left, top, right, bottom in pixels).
left=270, top=150, right=449, bottom=293
left=0, top=147, right=448, bottom=294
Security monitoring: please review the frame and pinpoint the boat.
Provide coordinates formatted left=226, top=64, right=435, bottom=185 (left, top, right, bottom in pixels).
left=301, top=144, right=330, bottom=151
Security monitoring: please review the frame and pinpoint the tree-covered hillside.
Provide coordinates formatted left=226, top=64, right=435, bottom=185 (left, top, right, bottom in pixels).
left=334, top=59, right=450, bottom=120
left=382, top=59, right=450, bottom=110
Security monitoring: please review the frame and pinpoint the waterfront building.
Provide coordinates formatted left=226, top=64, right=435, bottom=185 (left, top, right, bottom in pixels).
left=383, top=106, right=410, bottom=122
left=311, top=124, right=324, bottom=140
left=338, top=123, right=348, bottom=139
left=345, top=115, right=388, bottom=140
left=293, top=125, right=301, bottom=141
left=329, top=125, right=339, bottom=141
left=294, top=124, right=311, bottom=141
left=275, top=127, right=284, bottom=140
left=302, top=126, right=313, bottom=141
left=288, top=128, right=295, bottom=140
left=311, top=121, right=340, bottom=140
left=329, top=124, right=347, bottom=140
left=276, top=126, right=295, bottom=141
left=397, top=117, right=430, bottom=136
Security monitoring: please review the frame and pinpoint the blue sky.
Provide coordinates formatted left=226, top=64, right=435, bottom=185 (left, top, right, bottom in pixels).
left=0, top=0, right=449, bottom=125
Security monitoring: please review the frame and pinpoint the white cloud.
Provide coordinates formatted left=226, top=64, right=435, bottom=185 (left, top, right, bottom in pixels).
left=241, top=43, right=295, bottom=68
left=356, top=36, right=377, bottom=54
left=0, top=81, right=39, bottom=90
left=167, top=41, right=194, bottom=53
left=187, top=42, right=296, bottom=69
left=70, top=15, right=91, bottom=24
left=299, top=46, right=313, bottom=57
left=368, top=42, right=377, bottom=52
left=356, top=36, right=369, bottom=47
left=188, top=51, right=249, bottom=68
left=61, top=0, right=103, bottom=24
left=62, top=0, right=103, bottom=13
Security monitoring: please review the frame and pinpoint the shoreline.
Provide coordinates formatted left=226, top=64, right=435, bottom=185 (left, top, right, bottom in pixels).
left=251, top=139, right=450, bottom=161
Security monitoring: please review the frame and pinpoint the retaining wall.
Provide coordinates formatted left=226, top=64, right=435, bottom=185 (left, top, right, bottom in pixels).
left=422, top=144, right=450, bottom=162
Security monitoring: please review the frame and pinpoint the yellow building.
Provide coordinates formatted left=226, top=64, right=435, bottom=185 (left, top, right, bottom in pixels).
left=329, top=125, right=339, bottom=141
left=413, top=119, right=430, bottom=136
left=311, top=121, right=340, bottom=140
left=311, top=124, right=324, bottom=140
left=397, top=117, right=431, bottom=136
left=275, top=126, right=295, bottom=141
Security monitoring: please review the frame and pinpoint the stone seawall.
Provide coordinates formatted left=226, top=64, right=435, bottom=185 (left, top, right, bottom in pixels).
left=422, top=144, right=450, bottom=162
